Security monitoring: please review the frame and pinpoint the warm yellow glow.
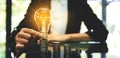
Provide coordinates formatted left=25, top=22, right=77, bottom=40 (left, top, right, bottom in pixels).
left=34, top=8, right=50, bottom=33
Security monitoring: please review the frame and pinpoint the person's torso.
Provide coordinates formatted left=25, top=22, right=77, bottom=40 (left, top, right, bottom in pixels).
left=29, top=0, right=84, bottom=34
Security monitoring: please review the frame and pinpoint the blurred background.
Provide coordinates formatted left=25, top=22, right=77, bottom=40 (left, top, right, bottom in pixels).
left=0, top=0, right=120, bottom=58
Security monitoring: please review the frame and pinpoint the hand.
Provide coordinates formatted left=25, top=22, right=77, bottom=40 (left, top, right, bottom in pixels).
left=47, top=33, right=70, bottom=42
left=15, top=28, right=42, bottom=49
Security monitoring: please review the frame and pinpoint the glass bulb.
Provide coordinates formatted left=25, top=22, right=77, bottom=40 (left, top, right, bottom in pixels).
left=34, top=8, right=50, bottom=39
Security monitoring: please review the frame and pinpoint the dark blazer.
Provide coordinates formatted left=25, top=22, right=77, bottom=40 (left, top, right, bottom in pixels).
left=16, top=0, right=108, bottom=41
left=9, top=0, right=108, bottom=58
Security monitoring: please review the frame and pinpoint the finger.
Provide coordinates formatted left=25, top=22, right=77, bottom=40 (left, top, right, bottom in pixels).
left=47, top=37, right=58, bottom=42
left=17, top=31, right=32, bottom=40
left=16, top=43, right=25, bottom=49
left=37, top=39, right=41, bottom=45
left=21, top=28, right=42, bottom=38
left=16, top=37, right=29, bottom=44
left=47, top=34, right=56, bottom=41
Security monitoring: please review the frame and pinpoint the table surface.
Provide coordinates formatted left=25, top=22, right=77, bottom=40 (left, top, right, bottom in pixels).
left=48, top=41, right=108, bottom=52
left=18, top=41, right=108, bottom=58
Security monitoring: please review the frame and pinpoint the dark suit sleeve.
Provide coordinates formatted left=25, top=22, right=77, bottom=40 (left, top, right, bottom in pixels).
left=8, top=0, right=39, bottom=57
left=81, top=1, right=108, bottom=42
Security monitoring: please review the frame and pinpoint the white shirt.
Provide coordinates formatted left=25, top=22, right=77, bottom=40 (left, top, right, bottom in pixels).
left=51, top=0, right=68, bottom=34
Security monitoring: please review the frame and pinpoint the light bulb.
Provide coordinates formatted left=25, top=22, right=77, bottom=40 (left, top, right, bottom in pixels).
left=34, top=8, right=50, bottom=39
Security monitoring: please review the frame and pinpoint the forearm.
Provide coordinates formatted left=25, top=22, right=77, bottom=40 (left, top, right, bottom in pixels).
left=66, top=33, right=91, bottom=42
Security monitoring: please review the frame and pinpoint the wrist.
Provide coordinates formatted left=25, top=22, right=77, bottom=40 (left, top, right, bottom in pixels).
left=64, top=34, right=73, bottom=42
